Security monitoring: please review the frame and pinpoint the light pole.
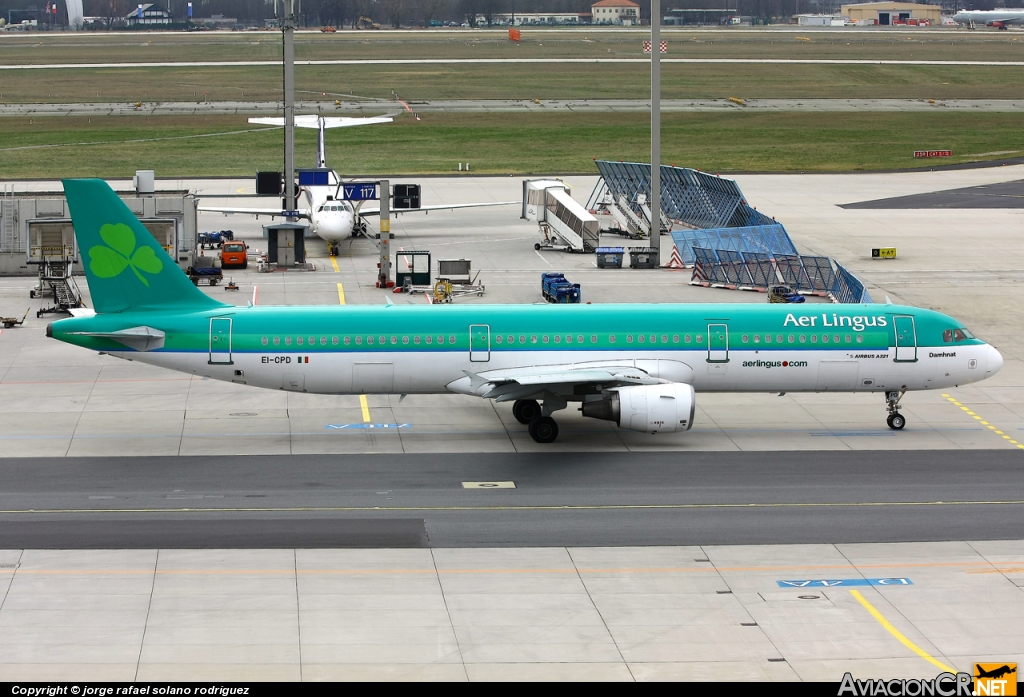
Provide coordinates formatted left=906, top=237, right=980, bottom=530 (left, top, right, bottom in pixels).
left=650, top=0, right=660, bottom=240
left=282, top=0, right=296, bottom=215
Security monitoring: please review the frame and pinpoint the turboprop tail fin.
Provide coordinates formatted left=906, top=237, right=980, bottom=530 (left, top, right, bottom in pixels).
left=63, top=178, right=228, bottom=314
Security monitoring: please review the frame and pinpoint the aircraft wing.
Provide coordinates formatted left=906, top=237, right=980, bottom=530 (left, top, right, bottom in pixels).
left=248, top=116, right=393, bottom=129
left=447, top=364, right=665, bottom=401
left=198, top=205, right=310, bottom=220
left=356, top=201, right=520, bottom=217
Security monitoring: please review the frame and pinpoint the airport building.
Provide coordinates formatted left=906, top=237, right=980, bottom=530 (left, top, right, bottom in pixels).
left=591, top=0, right=641, bottom=26
left=840, top=2, right=942, bottom=25
left=125, top=3, right=173, bottom=26
left=0, top=178, right=198, bottom=278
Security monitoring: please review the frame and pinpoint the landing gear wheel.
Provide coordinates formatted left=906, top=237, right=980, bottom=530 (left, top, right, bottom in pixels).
left=884, top=390, right=906, bottom=430
left=528, top=416, right=559, bottom=444
left=512, top=399, right=541, bottom=425
left=534, top=243, right=541, bottom=251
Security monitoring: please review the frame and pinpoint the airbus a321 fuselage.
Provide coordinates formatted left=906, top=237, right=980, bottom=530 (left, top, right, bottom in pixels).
left=52, top=180, right=1003, bottom=443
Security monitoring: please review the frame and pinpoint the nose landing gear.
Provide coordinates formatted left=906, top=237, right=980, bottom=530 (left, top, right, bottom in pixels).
left=327, top=243, right=338, bottom=256
left=885, top=390, right=906, bottom=430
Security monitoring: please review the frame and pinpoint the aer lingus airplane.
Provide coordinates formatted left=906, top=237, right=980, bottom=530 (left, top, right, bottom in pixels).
left=51, top=180, right=1003, bottom=443
left=198, top=115, right=517, bottom=255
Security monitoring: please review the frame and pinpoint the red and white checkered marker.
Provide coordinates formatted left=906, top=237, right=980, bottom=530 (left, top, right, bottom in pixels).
left=643, top=40, right=668, bottom=54
left=664, top=246, right=685, bottom=269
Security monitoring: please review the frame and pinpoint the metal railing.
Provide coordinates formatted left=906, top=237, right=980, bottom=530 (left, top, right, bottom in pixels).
left=692, top=247, right=873, bottom=303
left=671, top=224, right=798, bottom=266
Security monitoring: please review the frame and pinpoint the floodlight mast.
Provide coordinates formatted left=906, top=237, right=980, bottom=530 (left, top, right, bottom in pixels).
left=651, top=0, right=660, bottom=240
left=283, top=0, right=296, bottom=215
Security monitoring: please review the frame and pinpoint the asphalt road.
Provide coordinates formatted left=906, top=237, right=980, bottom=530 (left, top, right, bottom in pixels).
left=842, top=179, right=1024, bottom=208
left=0, top=450, right=1021, bottom=548
left=8, top=99, right=1024, bottom=117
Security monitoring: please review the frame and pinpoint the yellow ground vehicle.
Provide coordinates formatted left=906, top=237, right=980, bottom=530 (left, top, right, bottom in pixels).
left=356, top=16, right=380, bottom=29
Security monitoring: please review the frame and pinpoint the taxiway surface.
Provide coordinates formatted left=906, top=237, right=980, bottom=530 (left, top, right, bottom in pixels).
left=0, top=451, right=1022, bottom=548
left=1, top=168, right=1022, bottom=680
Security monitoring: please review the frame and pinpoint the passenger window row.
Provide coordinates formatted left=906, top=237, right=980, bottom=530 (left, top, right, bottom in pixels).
left=741, top=334, right=864, bottom=345
left=256, top=332, right=866, bottom=348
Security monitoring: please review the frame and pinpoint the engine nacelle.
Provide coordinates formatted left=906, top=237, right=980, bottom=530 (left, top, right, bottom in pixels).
left=581, top=383, right=695, bottom=434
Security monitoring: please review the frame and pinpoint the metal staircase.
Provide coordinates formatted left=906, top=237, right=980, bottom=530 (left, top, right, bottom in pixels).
left=541, top=188, right=600, bottom=253
left=1, top=185, right=15, bottom=253
left=33, top=256, right=84, bottom=317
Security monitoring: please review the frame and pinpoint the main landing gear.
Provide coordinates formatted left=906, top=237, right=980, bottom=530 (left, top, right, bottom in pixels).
left=512, top=399, right=560, bottom=444
left=885, top=390, right=906, bottom=430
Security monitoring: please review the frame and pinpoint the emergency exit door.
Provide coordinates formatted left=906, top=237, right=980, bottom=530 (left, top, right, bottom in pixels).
left=470, top=324, right=490, bottom=362
left=707, top=324, right=729, bottom=363
left=209, top=317, right=233, bottom=365
left=893, top=315, right=917, bottom=362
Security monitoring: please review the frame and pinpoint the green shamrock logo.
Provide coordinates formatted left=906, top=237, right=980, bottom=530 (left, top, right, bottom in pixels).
left=89, top=223, right=163, bottom=287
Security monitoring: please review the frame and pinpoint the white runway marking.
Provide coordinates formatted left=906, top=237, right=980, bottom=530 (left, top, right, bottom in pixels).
left=4, top=58, right=1024, bottom=70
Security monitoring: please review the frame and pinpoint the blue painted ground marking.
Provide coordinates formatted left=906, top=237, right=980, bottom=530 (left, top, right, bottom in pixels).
left=777, top=578, right=913, bottom=588
left=325, top=424, right=411, bottom=430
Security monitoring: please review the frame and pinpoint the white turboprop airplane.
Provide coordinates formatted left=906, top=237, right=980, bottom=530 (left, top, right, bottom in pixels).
left=952, top=9, right=1024, bottom=28
left=199, top=115, right=517, bottom=255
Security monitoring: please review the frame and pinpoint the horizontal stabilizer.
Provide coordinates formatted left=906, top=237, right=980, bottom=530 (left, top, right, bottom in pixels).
left=67, top=326, right=165, bottom=351
left=248, top=115, right=393, bottom=129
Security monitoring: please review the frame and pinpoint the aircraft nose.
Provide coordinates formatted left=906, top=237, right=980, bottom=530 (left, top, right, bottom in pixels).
left=986, top=344, right=1003, bottom=377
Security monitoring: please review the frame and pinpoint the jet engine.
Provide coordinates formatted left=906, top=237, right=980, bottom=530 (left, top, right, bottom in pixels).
left=581, top=384, right=695, bottom=434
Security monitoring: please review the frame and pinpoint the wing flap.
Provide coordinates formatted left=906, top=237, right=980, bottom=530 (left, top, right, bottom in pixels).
left=197, top=205, right=309, bottom=219
left=357, top=201, right=519, bottom=217
left=448, top=364, right=660, bottom=398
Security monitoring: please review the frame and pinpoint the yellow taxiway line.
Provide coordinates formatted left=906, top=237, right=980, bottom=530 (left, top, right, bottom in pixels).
left=942, top=393, right=1024, bottom=450
left=331, top=274, right=369, bottom=423
left=850, top=589, right=956, bottom=673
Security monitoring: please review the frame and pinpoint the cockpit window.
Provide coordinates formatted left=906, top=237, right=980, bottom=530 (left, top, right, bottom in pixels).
left=944, top=328, right=975, bottom=343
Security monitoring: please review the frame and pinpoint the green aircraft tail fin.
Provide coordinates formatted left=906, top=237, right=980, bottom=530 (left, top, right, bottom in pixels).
left=63, top=179, right=228, bottom=314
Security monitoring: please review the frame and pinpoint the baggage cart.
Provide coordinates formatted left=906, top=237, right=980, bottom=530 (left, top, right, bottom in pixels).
left=595, top=247, right=625, bottom=268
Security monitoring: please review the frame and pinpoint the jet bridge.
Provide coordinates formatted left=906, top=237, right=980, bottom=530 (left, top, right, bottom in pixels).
left=522, top=179, right=599, bottom=253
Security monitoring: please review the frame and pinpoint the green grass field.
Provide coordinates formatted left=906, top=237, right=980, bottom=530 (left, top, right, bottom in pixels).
left=2, top=29, right=1023, bottom=176
left=1, top=111, right=1020, bottom=178
left=4, top=29, right=1024, bottom=103
left=3, top=28, right=1024, bottom=64
left=3, top=63, right=1024, bottom=103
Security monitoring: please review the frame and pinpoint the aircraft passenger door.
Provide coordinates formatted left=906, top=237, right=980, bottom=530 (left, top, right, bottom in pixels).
left=209, top=317, right=233, bottom=365
left=470, top=324, right=490, bottom=362
left=707, top=323, right=729, bottom=363
left=893, top=315, right=917, bottom=362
